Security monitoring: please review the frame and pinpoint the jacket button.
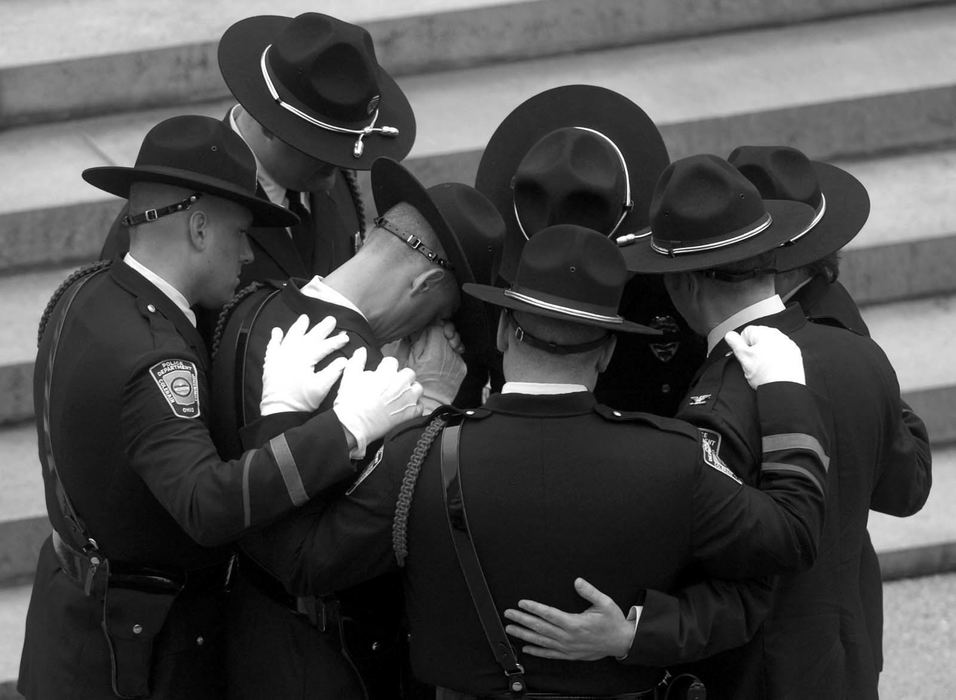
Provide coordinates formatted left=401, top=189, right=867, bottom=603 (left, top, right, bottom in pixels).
left=613, top=410, right=622, bottom=417
left=147, top=304, right=156, bottom=313
left=196, top=636, right=205, bottom=646
left=132, top=624, right=143, bottom=635
left=371, top=641, right=381, bottom=652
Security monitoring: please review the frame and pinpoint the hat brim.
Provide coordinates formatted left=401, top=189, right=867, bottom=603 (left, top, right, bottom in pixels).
left=218, top=16, right=415, bottom=170
left=462, top=282, right=661, bottom=335
left=621, top=199, right=817, bottom=274
left=773, top=162, right=870, bottom=272
left=82, top=165, right=298, bottom=227
left=475, top=85, right=670, bottom=243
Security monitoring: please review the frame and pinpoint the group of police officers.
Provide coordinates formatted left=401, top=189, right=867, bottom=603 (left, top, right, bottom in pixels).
left=18, top=10, right=931, bottom=700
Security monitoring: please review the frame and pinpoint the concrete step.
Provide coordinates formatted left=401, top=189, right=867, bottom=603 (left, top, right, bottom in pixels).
left=0, top=0, right=940, bottom=128
left=3, top=3, right=956, bottom=275
left=862, top=293, right=956, bottom=445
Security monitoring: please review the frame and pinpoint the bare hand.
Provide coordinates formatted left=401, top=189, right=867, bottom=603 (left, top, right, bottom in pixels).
left=503, top=578, right=638, bottom=661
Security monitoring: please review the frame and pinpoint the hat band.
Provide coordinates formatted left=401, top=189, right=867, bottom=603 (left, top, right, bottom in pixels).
left=784, top=193, right=827, bottom=245
left=513, top=126, right=632, bottom=241
left=503, top=288, right=623, bottom=325
left=122, top=192, right=202, bottom=227
left=375, top=215, right=453, bottom=269
left=260, top=45, right=399, bottom=158
left=651, top=212, right=772, bottom=257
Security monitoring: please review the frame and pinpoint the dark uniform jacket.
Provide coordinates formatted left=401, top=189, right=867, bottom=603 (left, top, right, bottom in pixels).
left=241, top=382, right=830, bottom=697
left=210, top=280, right=415, bottom=700
left=630, top=303, right=931, bottom=700
left=594, top=274, right=706, bottom=416
left=791, top=274, right=930, bottom=681
left=18, top=261, right=357, bottom=700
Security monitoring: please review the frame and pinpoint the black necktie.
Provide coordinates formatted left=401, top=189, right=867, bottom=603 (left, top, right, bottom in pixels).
left=286, top=190, right=314, bottom=269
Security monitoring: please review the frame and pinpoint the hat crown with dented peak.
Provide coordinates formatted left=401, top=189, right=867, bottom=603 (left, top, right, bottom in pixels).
left=513, top=127, right=628, bottom=237
left=649, top=154, right=768, bottom=251
left=728, top=146, right=823, bottom=208
left=513, top=224, right=628, bottom=317
left=269, top=13, right=381, bottom=124
left=130, top=115, right=258, bottom=192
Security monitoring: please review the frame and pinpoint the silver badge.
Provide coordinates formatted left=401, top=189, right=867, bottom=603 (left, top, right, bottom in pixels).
left=648, top=314, right=681, bottom=363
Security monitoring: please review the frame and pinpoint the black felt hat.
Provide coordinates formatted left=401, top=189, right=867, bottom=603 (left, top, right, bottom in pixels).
left=475, top=85, right=670, bottom=281
left=218, top=13, right=415, bottom=170
left=465, top=224, right=660, bottom=335
left=621, top=155, right=816, bottom=274
left=82, top=115, right=297, bottom=227
left=728, top=146, right=870, bottom=272
left=371, top=158, right=505, bottom=353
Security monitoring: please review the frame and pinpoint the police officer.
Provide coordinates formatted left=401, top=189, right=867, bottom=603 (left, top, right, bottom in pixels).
left=18, top=115, right=423, bottom=700
left=210, top=157, right=505, bottom=700
left=474, top=84, right=705, bottom=413
left=101, top=12, right=416, bottom=342
left=508, top=154, right=931, bottom=699
left=240, top=223, right=834, bottom=698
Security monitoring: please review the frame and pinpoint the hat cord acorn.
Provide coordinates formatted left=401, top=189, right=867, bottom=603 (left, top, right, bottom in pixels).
left=260, top=45, right=399, bottom=159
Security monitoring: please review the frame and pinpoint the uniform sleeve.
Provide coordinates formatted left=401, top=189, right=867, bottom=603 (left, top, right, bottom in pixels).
left=622, top=381, right=830, bottom=667
left=121, top=355, right=357, bottom=547
left=870, top=398, right=932, bottom=516
left=239, top=442, right=403, bottom=596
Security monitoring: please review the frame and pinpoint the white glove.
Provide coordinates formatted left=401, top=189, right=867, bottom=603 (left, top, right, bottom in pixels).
left=405, top=322, right=467, bottom=412
left=725, top=325, right=805, bottom=389
left=260, top=315, right=349, bottom=416
left=332, top=347, right=424, bottom=458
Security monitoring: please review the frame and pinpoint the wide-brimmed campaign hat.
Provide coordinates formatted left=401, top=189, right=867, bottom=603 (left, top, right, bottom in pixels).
left=464, top=224, right=660, bottom=336
left=475, top=85, right=670, bottom=281
left=728, top=146, right=870, bottom=272
left=621, top=155, right=816, bottom=274
left=82, top=115, right=298, bottom=227
left=219, top=13, right=415, bottom=170
left=371, top=157, right=506, bottom=352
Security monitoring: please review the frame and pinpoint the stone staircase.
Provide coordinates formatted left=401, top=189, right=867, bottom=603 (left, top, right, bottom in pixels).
left=1, top=0, right=954, bottom=695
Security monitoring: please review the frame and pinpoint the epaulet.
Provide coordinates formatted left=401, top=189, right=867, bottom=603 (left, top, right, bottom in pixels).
left=210, top=281, right=275, bottom=358
left=37, top=260, right=112, bottom=346
left=594, top=403, right=696, bottom=437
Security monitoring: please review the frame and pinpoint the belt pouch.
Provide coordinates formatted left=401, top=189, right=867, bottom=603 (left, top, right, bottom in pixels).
left=100, top=573, right=182, bottom=698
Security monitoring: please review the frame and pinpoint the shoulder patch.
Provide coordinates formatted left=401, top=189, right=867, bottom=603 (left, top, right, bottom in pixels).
left=688, top=394, right=712, bottom=406
left=149, top=359, right=201, bottom=419
left=346, top=445, right=384, bottom=496
left=698, top=428, right=741, bottom=483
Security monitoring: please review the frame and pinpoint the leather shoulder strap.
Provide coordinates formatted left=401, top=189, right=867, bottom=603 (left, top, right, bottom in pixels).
left=440, top=420, right=527, bottom=696
left=37, top=265, right=111, bottom=555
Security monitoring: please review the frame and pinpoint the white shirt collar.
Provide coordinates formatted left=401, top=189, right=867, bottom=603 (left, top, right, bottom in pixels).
left=124, top=253, right=196, bottom=327
left=706, top=295, right=785, bottom=356
left=502, top=382, right=589, bottom=395
left=299, top=276, right=367, bottom=320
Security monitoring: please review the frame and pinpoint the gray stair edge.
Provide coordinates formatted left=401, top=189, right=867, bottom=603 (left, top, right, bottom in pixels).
left=0, top=0, right=943, bottom=128
left=2, top=84, right=956, bottom=276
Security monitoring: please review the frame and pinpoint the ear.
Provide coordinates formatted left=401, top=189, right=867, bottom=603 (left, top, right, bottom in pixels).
left=596, top=334, right=617, bottom=373
left=409, top=268, right=447, bottom=297
left=495, top=311, right=510, bottom=353
left=187, top=210, right=209, bottom=251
